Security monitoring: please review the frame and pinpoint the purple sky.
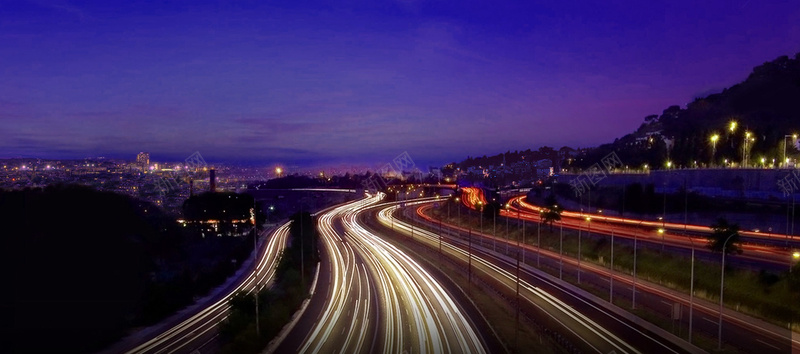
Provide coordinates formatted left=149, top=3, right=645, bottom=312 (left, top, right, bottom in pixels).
left=2, top=1, right=799, bottom=168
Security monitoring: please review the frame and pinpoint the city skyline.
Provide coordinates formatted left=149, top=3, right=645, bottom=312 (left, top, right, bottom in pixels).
left=2, top=1, right=799, bottom=167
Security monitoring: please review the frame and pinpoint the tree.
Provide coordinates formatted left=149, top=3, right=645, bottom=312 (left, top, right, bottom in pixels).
left=707, top=217, right=742, bottom=254
left=542, top=194, right=562, bottom=231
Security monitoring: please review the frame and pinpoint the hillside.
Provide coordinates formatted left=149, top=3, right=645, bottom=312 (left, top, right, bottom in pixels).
left=571, top=52, right=800, bottom=170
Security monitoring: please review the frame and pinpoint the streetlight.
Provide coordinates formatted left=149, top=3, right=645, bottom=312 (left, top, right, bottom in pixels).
left=578, top=216, right=590, bottom=284
left=559, top=218, right=564, bottom=279
left=515, top=211, right=522, bottom=349
left=505, top=203, right=510, bottom=255
left=743, top=131, right=753, bottom=167
left=687, top=236, right=696, bottom=344
left=455, top=197, right=461, bottom=221
left=477, top=200, right=483, bottom=231
left=784, top=134, right=798, bottom=168
left=537, top=208, right=542, bottom=267
left=518, top=203, right=526, bottom=263
left=251, top=202, right=260, bottom=337
left=729, top=121, right=737, bottom=133
left=468, top=228, right=473, bottom=289
left=632, top=219, right=646, bottom=310
left=718, top=233, right=738, bottom=351
left=602, top=211, right=615, bottom=304
left=275, top=167, right=283, bottom=178
left=658, top=227, right=665, bottom=252
left=493, top=202, right=497, bottom=252
left=711, top=134, right=719, bottom=166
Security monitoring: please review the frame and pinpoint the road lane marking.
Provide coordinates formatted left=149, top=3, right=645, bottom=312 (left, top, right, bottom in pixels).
left=756, top=339, right=780, bottom=350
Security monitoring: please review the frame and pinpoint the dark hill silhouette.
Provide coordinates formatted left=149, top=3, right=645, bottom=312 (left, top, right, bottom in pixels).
left=573, top=52, right=800, bottom=170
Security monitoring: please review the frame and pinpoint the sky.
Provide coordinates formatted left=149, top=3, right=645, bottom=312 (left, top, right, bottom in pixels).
left=2, top=0, right=799, bottom=169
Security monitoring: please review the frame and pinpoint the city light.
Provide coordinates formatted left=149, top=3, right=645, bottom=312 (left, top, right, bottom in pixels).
left=729, top=121, right=737, bottom=132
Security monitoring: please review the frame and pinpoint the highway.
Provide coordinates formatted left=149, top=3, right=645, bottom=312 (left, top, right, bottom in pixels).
left=408, top=196, right=797, bottom=353
left=101, top=222, right=292, bottom=354
left=512, top=195, right=799, bottom=265
left=459, top=187, right=796, bottom=270
left=276, top=194, right=487, bottom=354
left=382, top=199, right=699, bottom=354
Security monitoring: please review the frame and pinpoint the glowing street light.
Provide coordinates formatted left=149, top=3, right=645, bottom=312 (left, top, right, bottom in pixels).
left=718, top=233, right=738, bottom=351
left=578, top=216, right=591, bottom=284
left=710, top=134, right=719, bottom=166
left=784, top=134, right=798, bottom=168
left=729, top=121, right=737, bottom=133
left=741, top=131, right=755, bottom=167
left=505, top=203, right=511, bottom=255
left=275, top=167, right=283, bottom=178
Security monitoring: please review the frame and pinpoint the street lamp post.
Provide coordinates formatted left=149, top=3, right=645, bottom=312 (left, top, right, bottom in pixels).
left=632, top=219, right=645, bottom=310
left=439, top=204, right=443, bottom=255
left=718, top=233, right=738, bottom=351
left=610, top=227, right=615, bottom=304
left=468, top=228, right=473, bottom=288
left=577, top=218, right=582, bottom=284
left=478, top=201, right=484, bottom=249
left=559, top=220, right=564, bottom=279
left=785, top=134, right=798, bottom=168
left=456, top=197, right=461, bottom=221
left=688, top=236, right=696, bottom=344
left=579, top=216, right=591, bottom=284
left=506, top=203, right=510, bottom=255
left=251, top=202, right=260, bottom=337
left=519, top=205, right=525, bottom=264
left=711, top=134, right=719, bottom=167
left=682, top=181, right=695, bottom=344
left=537, top=209, right=541, bottom=267
left=743, top=131, right=753, bottom=167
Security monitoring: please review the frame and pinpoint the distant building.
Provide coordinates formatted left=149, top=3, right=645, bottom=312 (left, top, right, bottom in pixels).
left=136, top=152, right=150, bottom=171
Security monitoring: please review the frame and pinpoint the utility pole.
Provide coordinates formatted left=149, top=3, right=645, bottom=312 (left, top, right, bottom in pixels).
left=559, top=221, right=564, bottom=279
left=468, top=228, right=472, bottom=291
left=252, top=198, right=260, bottom=337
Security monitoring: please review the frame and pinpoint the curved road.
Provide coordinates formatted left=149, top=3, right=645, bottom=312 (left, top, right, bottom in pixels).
left=277, top=194, right=487, bottom=354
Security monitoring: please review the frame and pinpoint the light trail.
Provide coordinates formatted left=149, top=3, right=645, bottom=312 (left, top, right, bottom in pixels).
left=412, top=199, right=800, bottom=353
left=298, top=193, right=485, bottom=353
left=513, top=195, right=799, bottom=248
left=457, top=188, right=792, bottom=265
left=122, top=223, right=292, bottom=354
left=380, top=199, right=688, bottom=354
